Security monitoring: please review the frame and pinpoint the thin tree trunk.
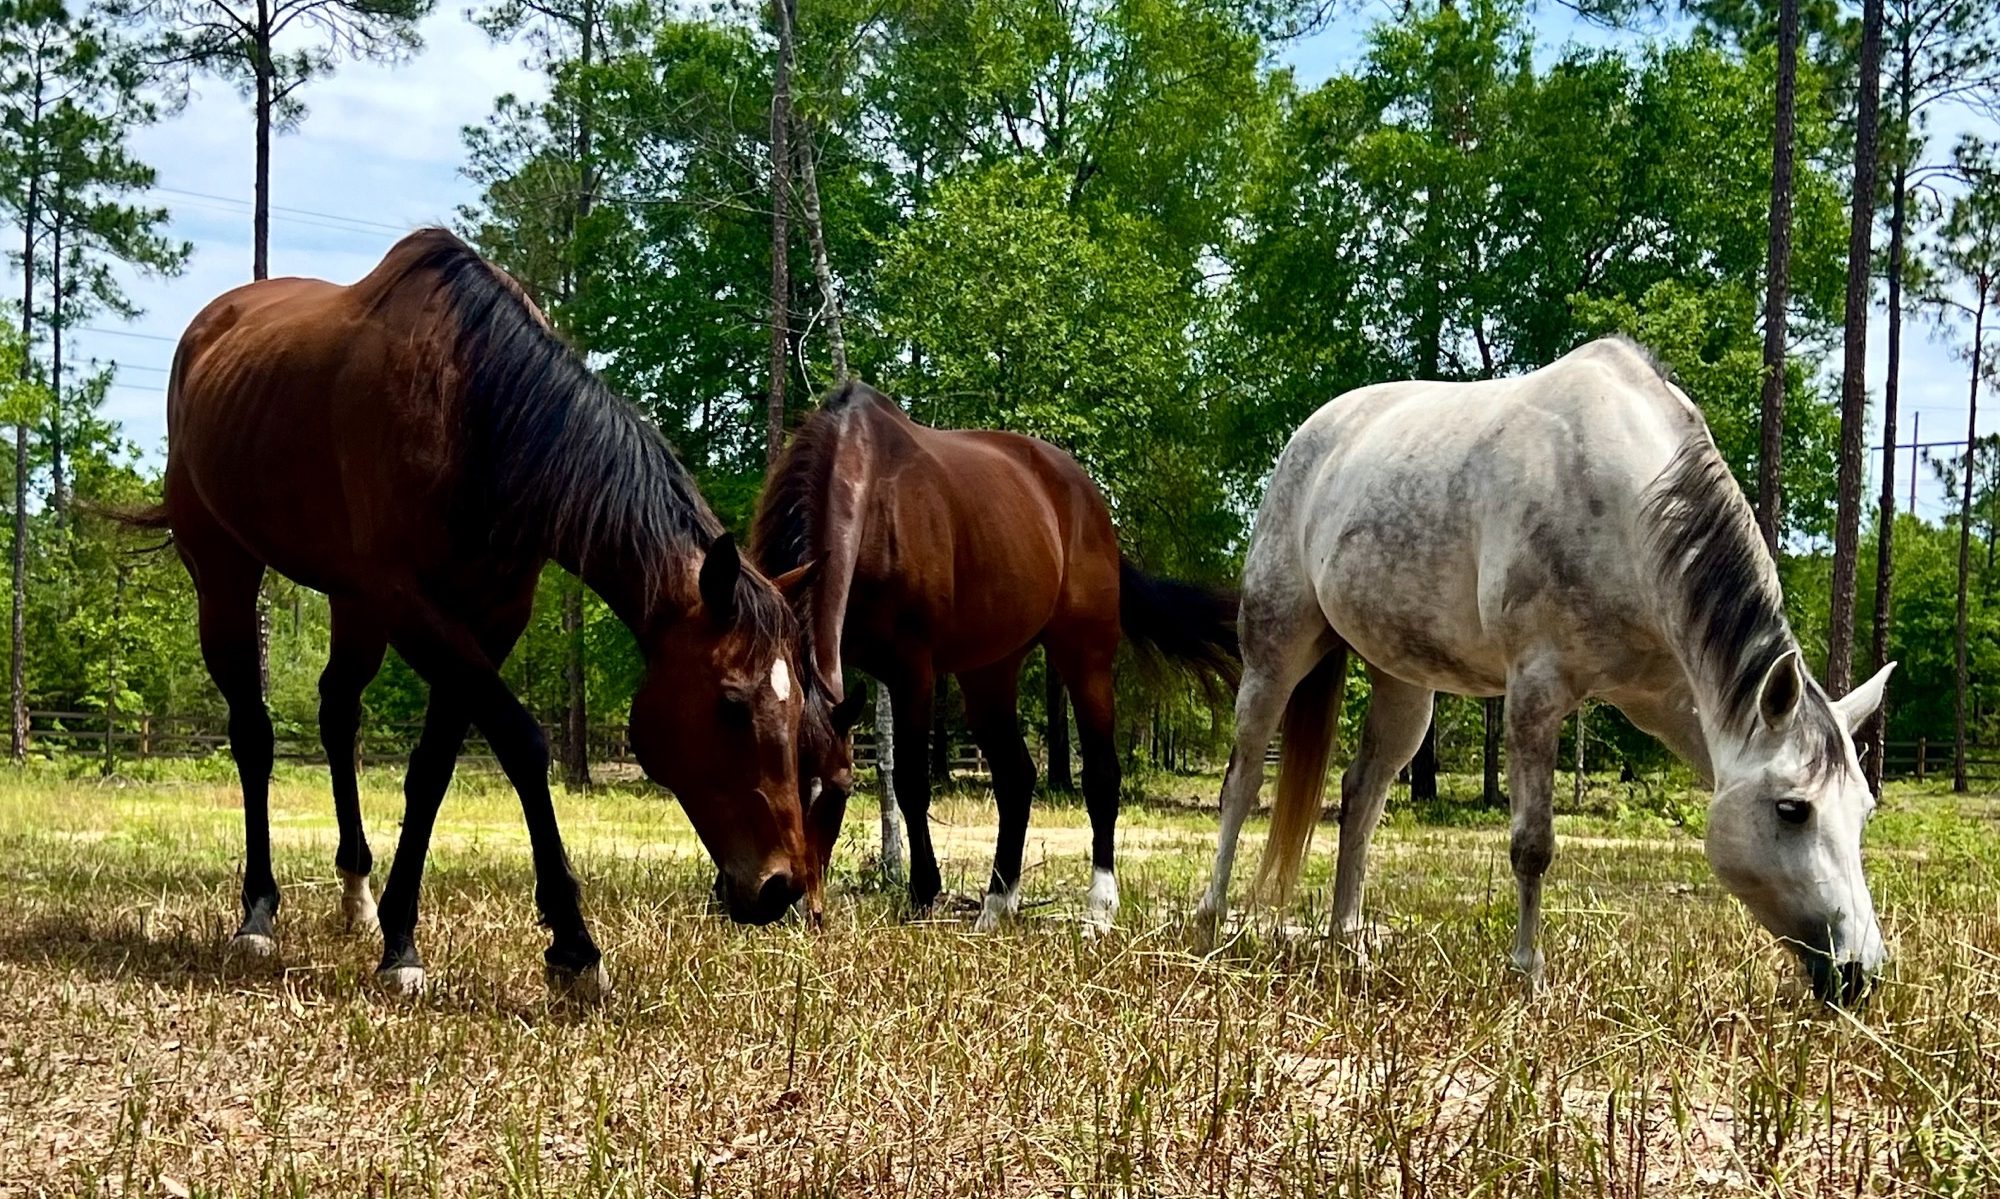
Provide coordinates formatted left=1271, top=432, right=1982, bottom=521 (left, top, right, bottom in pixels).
left=1757, top=0, right=1801, bottom=554
left=48, top=207, right=64, bottom=519
left=562, top=583, right=589, bottom=786
left=765, top=0, right=793, bottom=466
left=790, top=108, right=847, bottom=376
left=1827, top=0, right=1885, bottom=697
left=1867, top=77, right=1911, bottom=792
left=1954, top=285, right=1984, bottom=794
left=13, top=171, right=39, bottom=764
left=930, top=677, right=947, bottom=778
left=875, top=683, right=902, bottom=882
left=253, top=37, right=271, bottom=281
left=103, top=565, right=126, bottom=778
left=560, top=0, right=597, bottom=791
left=1482, top=697, right=1503, bottom=808
left=1045, top=664, right=1072, bottom=791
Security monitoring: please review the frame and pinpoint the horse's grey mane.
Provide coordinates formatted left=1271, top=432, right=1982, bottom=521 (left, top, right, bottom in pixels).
left=1640, top=437, right=1845, bottom=778
left=1604, top=333, right=1676, bottom=386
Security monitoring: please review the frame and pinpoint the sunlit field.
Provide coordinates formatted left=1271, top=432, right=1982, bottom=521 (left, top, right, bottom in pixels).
left=3, top=763, right=1998, bottom=1196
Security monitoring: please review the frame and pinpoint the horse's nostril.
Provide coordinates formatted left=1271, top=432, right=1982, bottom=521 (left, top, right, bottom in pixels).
left=758, top=872, right=799, bottom=917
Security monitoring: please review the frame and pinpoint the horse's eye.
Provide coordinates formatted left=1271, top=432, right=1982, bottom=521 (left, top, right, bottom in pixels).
left=719, top=694, right=753, bottom=727
left=1775, top=799, right=1811, bottom=826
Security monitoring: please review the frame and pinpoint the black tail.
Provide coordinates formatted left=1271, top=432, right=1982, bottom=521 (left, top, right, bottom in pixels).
left=81, top=500, right=174, bottom=554
left=1118, top=556, right=1242, bottom=693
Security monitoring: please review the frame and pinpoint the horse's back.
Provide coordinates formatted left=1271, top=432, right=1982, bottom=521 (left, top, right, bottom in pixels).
left=165, top=265, right=456, bottom=594
left=1269, top=337, right=1706, bottom=694
left=866, top=418, right=1114, bottom=671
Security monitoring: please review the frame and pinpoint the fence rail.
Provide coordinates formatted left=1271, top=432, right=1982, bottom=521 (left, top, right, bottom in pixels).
left=15, top=711, right=1992, bottom=785
left=19, top=710, right=988, bottom=775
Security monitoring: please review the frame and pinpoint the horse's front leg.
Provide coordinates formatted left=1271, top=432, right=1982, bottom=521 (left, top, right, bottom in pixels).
left=1504, top=659, right=1576, bottom=991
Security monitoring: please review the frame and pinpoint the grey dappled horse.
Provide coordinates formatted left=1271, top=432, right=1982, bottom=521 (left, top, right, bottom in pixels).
left=1200, top=337, right=1892, bottom=1005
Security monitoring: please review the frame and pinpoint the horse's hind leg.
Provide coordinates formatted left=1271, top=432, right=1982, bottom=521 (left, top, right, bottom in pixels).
left=1048, top=637, right=1121, bottom=933
left=1195, top=574, right=1335, bottom=930
left=320, top=602, right=387, bottom=932
left=188, top=548, right=279, bottom=958
left=1503, top=657, right=1577, bottom=991
left=1329, top=671, right=1432, bottom=947
left=959, top=653, right=1033, bottom=933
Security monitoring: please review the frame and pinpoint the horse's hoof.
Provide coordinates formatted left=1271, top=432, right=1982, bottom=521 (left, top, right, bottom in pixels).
left=1081, top=913, right=1114, bottom=940
left=972, top=889, right=1018, bottom=934
left=375, top=965, right=426, bottom=996
left=547, top=960, right=612, bottom=1004
left=226, top=933, right=277, bottom=961
left=339, top=870, right=378, bottom=934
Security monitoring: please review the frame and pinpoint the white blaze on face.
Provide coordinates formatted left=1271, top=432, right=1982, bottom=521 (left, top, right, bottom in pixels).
left=769, top=658, right=792, bottom=702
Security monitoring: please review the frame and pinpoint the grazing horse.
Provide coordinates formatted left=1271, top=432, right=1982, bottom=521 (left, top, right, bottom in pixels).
left=753, top=382, right=1239, bottom=930
left=126, top=228, right=821, bottom=998
left=1198, top=337, right=1893, bottom=1004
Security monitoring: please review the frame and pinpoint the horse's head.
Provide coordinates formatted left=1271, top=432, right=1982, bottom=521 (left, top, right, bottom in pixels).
left=1703, top=651, right=1895, bottom=1005
left=629, top=534, right=814, bottom=925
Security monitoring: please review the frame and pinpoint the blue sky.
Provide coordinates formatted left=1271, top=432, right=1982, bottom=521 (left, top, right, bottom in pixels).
left=15, top=4, right=1998, bottom=535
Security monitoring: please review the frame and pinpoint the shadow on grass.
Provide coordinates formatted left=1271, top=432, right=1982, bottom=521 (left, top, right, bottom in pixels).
left=0, top=911, right=612, bottom=1025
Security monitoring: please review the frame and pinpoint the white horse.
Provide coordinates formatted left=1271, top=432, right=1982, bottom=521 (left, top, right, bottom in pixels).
left=1198, top=337, right=1893, bottom=1004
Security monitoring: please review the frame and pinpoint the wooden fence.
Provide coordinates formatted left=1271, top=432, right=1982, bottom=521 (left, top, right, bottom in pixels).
left=16, top=710, right=1995, bottom=785
left=19, top=710, right=988, bottom=775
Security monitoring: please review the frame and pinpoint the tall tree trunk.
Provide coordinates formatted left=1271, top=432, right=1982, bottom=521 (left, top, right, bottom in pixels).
left=765, top=0, right=794, bottom=466
left=13, top=173, right=39, bottom=764
left=1866, top=58, right=1912, bottom=792
left=930, top=677, right=947, bottom=778
left=1954, top=283, right=1985, bottom=794
left=253, top=38, right=271, bottom=281
left=1482, top=697, right=1502, bottom=808
left=103, top=565, right=126, bottom=777
left=791, top=118, right=846, bottom=376
left=875, top=683, right=902, bottom=882
left=1408, top=713, right=1438, bottom=802
left=562, top=582, right=589, bottom=787
left=1827, top=0, right=1885, bottom=696
left=48, top=207, right=64, bottom=520
left=1756, top=0, right=1801, bottom=554
left=559, top=0, right=598, bottom=791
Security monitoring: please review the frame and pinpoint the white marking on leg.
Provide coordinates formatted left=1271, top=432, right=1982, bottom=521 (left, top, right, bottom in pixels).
left=973, top=881, right=1022, bottom=933
left=770, top=658, right=792, bottom=701
left=376, top=965, right=426, bottom=996
left=339, top=868, right=378, bottom=933
left=226, top=933, right=276, bottom=959
left=1083, top=867, right=1119, bottom=938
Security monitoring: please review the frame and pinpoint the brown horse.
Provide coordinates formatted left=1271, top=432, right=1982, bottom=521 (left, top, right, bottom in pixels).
left=122, top=228, right=822, bottom=998
left=753, top=382, right=1239, bottom=929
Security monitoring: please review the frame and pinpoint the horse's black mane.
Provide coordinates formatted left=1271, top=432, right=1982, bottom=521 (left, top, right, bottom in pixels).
left=1641, top=437, right=1846, bottom=777
left=394, top=228, right=787, bottom=642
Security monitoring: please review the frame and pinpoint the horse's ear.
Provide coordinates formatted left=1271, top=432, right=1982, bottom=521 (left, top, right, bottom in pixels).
left=699, top=533, right=741, bottom=624
left=830, top=680, right=866, bottom=733
left=1758, top=649, right=1803, bottom=729
left=1832, top=660, right=1896, bottom=732
left=770, top=559, right=820, bottom=602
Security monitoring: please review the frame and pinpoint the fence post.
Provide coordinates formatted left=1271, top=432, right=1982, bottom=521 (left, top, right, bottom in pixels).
left=1916, top=736, right=1926, bottom=782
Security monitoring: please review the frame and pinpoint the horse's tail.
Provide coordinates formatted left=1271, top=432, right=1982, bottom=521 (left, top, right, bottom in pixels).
left=1253, top=641, right=1348, bottom=905
left=1117, top=556, right=1241, bottom=693
left=81, top=339, right=184, bottom=542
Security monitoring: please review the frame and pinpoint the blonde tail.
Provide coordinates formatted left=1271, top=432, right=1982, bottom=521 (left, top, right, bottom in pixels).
left=1252, top=643, right=1347, bottom=905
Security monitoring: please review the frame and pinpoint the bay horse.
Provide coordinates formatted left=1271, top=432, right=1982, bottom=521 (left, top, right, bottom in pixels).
left=753, top=382, right=1239, bottom=930
left=123, top=228, right=823, bottom=999
left=1198, top=337, right=1893, bottom=1004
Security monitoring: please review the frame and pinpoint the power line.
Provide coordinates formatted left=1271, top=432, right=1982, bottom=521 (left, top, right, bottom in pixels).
left=76, top=326, right=177, bottom=343
left=148, top=185, right=413, bottom=236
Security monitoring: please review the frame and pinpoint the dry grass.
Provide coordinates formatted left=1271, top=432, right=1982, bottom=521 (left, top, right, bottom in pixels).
left=2, top=764, right=1999, bottom=1197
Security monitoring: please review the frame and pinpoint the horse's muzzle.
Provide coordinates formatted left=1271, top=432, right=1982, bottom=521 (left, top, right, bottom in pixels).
left=1803, top=950, right=1877, bottom=1007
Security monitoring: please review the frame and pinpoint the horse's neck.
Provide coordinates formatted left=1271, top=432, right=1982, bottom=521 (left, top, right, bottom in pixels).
left=805, top=408, right=881, bottom=694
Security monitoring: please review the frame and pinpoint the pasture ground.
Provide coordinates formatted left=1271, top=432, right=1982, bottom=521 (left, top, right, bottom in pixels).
left=2, top=763, right=1998, bottom=1196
